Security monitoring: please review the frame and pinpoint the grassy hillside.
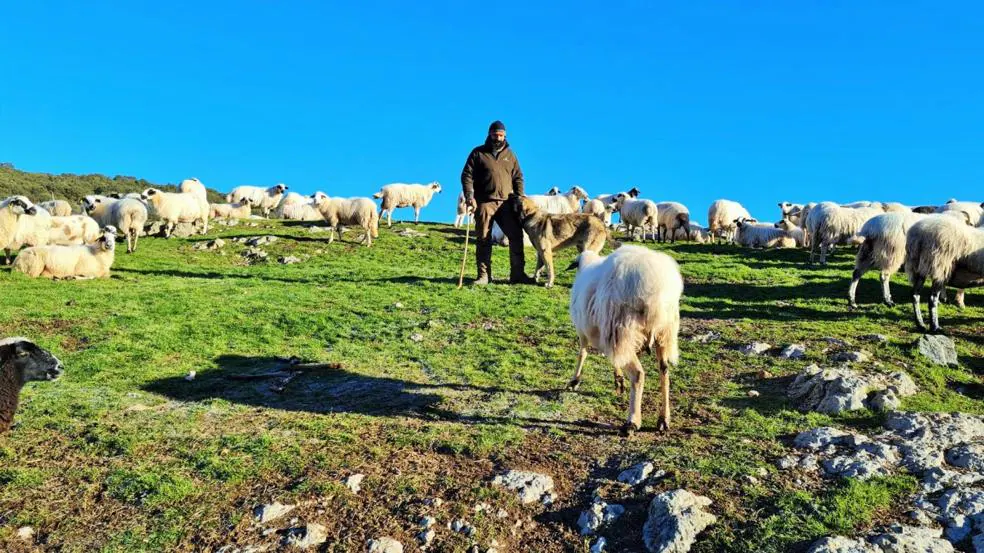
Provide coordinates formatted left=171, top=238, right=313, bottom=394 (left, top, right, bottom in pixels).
left=0, top=217, right=980, bottom=552
left=0, top=163, right=225, bottom=205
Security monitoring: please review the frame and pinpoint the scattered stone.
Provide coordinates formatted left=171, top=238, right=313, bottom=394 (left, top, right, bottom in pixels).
left=424, top=497, right=444, bottom=508
left=577, top=498, right=626, bottom=535
left=16, top=526, right=33, bottom=541
left=794, top=427, right=851, bottom=450
left=868, top=389, right=902, bottom=411
left=740, top=342, right=771, bottom=356
left=780, top=344, right=807, bottom=360
left=787, top=364, right=917, bottom=414
left=483, top=321, right=495, bottom=331
left=756, top=467, right=768, bottom=477
left=171, top=222, right=200, bottom=237
left=416, top=529, right=435, bottom=547
left=245, top=235, right=278, bottom=247
left=806, top=525, right=954, bottom=553
left=690, top=331, right=720, bottom=343
left=777, top=455, right=798, bottom=470
left=410, top=333, right=424, bottom=343
left=450, top=519, right=475, bottom=536
left=253, top=501, right=295, bottom=524
left=821, top=450, right=891, bottom=480
left=747, top=390, right=760, bottom=398
left=590, top=536, right=608, bottom=553
left=393, top=302, right=404, bottom=309
left=744, top=475, right=759, bottom=486
left=214, top=218, right=239, bottom=227
left=916, top=335, right=959, bottom=367
left=398, top=228, right=428, bottom=238
left=830, top=351, right=870, bottom=363
left=284, top=523, right=328, bottom=549
left=367, top=537, right=404, bottom=553
left=946, top=443, right=984, bottom=472
left=242, top=247, right=268, bottom=262
left=617, top=461, right=655, bottom=486
left=822, top=337, right=849, bottom=347
left=938, top=488, right=984, bottom=543
left=642, top=489, right=717, bottom=553
left=344, top=473, right=365, bottom=494
left=184, top=370, right=196, bottom=381
left=194, top=238, right=226, bottom=250
left=541, top=492, right=557, bottom=506
left=278, top=255, right=302, bottom=265
left=493, top=470, right=555, bottom=504
left=860, top=334, right=888, bottom=343
left=307, top=226, right=327, bottom=233
left=419, top=516, right=436, bottom=529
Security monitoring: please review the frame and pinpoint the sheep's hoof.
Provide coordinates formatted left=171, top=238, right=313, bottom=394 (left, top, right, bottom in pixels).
left=656, top=418, right=670, bottom=432
left=619, top=422, right=639, bottom=438
left=847, top=301, right=858, bottom=311
left=567, top=379, right=581, bottom=392
left=544, top=282, right=553, bottom=289
left=884, top=301, right=895, bottom=307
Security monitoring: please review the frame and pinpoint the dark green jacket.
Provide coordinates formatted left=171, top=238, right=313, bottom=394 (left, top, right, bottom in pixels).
left=460, top=140, right=525, bottom=202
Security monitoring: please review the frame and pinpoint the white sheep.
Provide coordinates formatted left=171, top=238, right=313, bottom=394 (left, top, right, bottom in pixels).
left=140, top=188, right=209, bottom=237
left=735, top=219, right=798, bottom=249
left=773, top=217, right=806, bottom=247
left=210, top=198, right=254, bottom=221
left=372, top=182, right=442, bottom=226
left=619, top=199, right=659, bottom=242
left=654, top=202, right=691, bottom=243
left=39, top=200, right=72, bottom=217
left=581, top=198, right=617, bottom=222
left=226, top=184, right=288, bottom=217
left=905, top=215, right=984, bottom=332
left=314, top=196, right=379, bottom=246
left=594, top=188, right=639, bottom=228
left=47, top=215, right=101, bottom=246
left=82, top=195, right=149, bottom=253
left=567, top=245, right=683, bottom=435
left=841, top=200, right=875, bottom=208
left=5, top=205, right=52, bottom=263
left=273, top=192, right=326, bottom=221
left=937, top=199, right=984, bottom=227
left=778, top=202, right=804, bottom=225
left=13, top=226, right=117, bottom=279
left=0, top=197, right=38, bottom=262
left=881, top=202, right=911, bottom=213
left=668, top=223, right=709, bottom=243
left=708, top=199, right=752, bottom=243
left=806, top=202, right=883, bottom=264
left=178, top=178, right=208, bottom=203
left=454, top=192, right=473, bottom=228
left=528, top=185, right=589, bottom=215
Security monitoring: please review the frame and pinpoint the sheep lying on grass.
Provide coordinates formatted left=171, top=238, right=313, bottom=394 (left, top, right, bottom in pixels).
left=0, top=337, right=63, bottom=433
left=82, top=195, right=148, bottom=253
left=735, top=218, right=798, bottom=249
left=905, top=215, right=984, bottom=332
left=5, top=203, right=50, bottom=263
left=373, top=182, right=442, bottom=226
left=39, top=200, right=72, bottom=216
left=13, top=226, right=118, bottom=279
left=708, top=200, right=751, bottom=243
left=210, top=198, right=253, bottom=221
left=226, top=184, right=288, bottom=217
left=140, top=188, right=209, bottom=237
left=567, top=245, right=683, bottom=436
left=315, top=196, right=379, bottom=246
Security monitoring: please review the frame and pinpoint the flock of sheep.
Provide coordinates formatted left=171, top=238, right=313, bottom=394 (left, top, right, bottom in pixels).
left=1, top=177, right=983, bottom=433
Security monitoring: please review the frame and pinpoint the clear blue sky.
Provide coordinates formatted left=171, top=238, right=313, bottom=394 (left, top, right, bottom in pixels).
left=2, top=2, right=982, bottom=222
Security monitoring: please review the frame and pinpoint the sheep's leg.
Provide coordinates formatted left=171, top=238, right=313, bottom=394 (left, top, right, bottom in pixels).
left=386, top=210, right=392, bottom=227
left=414, top=206, right=420, bottom=224
left=3, top=249, right=11, bottom=265
left=929, top=281, right=945, bottom=333
left=808, top=231, right=818, bottom=264
left=847, top=247, right=872, bottom=308
left=620, top=355, right=645, bottom=437
left=911, top=275, right=927, bottom=331
left=657, top=358, right=670, bottom=432
left=880, top=271, right=894, bottom=306
left=956, top=289, right=966, bottom=309
left=819, top=241, right=830, bottom=265
left=567, top=335, right=589, bottom=391
left=327, top=227, right=336, bottom=245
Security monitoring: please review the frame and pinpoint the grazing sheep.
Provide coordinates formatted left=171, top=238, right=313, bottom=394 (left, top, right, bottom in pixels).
left=140, top=188, right=209, bottom=237
left=527, top=185, right=589, bottom=215
left=0, top=197, right=38, bottom=262
left=178, top=177, right=208, bottom=203
left=454, top=192, right=473, bottom=228
left=13, top=226, right=118, bottom=279
left=82, top=195, right=149, bottom=253
left=567, top=245, right=683, bottom=435
left=0, top=337, right=63, bottom=433
left=619, top=199, right=659, bottom=242
left=937, top=199, right=984, bottom=227
left=654, top=202, right=691, bottom=243
left=210, top=198, right=254, bottom=221
left=314, top=196, right=379, bottom=246
left=735, top=218, right=798, bottom=249
left=848, top=211, right=928, bottom=308
left=581, top=198, right=617, bottom=222
left=373, top=182, right=442, bottom=226
left=905, top=215, right=984, bottom=332
left=226, top=184, right=288, bottom=217
left=708, top=199, right=752, bottom=243
left=39, top=200, right=72, bottom=217
left=806, top=202, right=883, bottom=264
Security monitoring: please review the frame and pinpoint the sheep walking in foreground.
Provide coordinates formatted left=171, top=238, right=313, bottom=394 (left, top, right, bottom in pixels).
left=226, top=184, right=288, bottom=217
left=39, top=200, right=72, bottom=217
left=140, top=188, right=209, bottom=237
left=82, top=195, right=149, bottom=253
left=655, top=202, right=691, bottom=243
left=210, top=198, right=253, bottom=221
left=619, top=198, right=659, bottom=242
left=905, top=216, right=984, bottom=332
left=314, top=196, right=379, bottom=246
left=0, top=337, right=63, bottom=433
left=567, top=245, right=683, bottom=436
left=806, top=202, right=883, bottom=264
left=454, top=192, right=472, bottom=228
left=373, top=182, right=442, bottom=226
left=13, top=226, right=118, bottom=279
left=0, top=197, right=38, bottom=262
left=708, top=199, right=752, bottom=243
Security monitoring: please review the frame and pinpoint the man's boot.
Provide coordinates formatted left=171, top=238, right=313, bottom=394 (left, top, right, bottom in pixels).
left=507, top=240, right=535, bottom=284
left=474, top=243, right=492, bottom=285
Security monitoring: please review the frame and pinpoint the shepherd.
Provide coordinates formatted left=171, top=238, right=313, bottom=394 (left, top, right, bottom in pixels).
left=460, top=120, right=535, bottom=285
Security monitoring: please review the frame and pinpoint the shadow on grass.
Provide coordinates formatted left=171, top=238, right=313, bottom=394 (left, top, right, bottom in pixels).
left=142, top=355, right=619, bottom=436
left=115, top=268, right=327, bottom=285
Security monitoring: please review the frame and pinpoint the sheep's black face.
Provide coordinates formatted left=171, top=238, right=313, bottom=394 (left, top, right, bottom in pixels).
left=99, top=230, right=117, bottom=251
left=3, top=340, right=63, bottom=384
left=627, top=187, right=640, bottom=198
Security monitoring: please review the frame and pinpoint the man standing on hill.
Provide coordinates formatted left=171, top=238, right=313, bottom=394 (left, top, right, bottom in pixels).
left=460, top=120, right=533, bottom=285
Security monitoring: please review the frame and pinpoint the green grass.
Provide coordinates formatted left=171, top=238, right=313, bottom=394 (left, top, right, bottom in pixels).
left=0, top=219, right=981, bottom=552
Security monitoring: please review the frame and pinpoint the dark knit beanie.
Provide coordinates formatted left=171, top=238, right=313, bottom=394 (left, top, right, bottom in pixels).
left=488, top=120, right=506, bottom=133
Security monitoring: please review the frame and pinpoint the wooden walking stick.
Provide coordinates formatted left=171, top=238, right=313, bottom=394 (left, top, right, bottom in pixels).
left=457, top=208, right=472, bottom=289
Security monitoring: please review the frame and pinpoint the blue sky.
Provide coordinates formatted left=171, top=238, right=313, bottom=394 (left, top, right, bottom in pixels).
left=2, top=2, right=982, bottom=222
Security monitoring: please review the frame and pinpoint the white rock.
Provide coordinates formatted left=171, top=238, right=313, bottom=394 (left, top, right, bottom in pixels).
left=16, top=526, right=34, bottom=541
left=794, top=427, right=851, bottom=450
left=416, top=529, right=435, bottom=547
left=577, top=499, right=626, bottom=535
left=344, top=473, right=365, bottom=494
left=419, top=516, right=436, bottom=529
left=367, top=537, right=404, bottom=553
left=617, top=461, right=655, bottom=486
left=493, top=470, right=555, bottom=504
left=185, top=370, right=197, bottom=381
left=780, top=344, right=807, bottom=359
left=740, top=342, right=771, bottom=355
left=642, top=489, right=717, bottom=553
left=946, top=443, right=984, bottom=472
left=831, top=351, right=870, bottom=363
left=938, top=488, right=984, bottom=543
left=284, top=523, right=328, bottom=549
left=590, top=536, right=608, bottom=553
left=787, top=365, right=916, bottom=414
left=747, top=390, right=760, bottom=398
left=253, top=501, right=295, bottom=524
left=410, top=333, right=424, bottom=343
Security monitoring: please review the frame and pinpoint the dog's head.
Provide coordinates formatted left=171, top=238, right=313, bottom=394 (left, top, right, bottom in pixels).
left=510, top=194, right=539, bottom=221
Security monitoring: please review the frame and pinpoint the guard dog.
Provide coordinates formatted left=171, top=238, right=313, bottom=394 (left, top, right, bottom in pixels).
left=510, top=194, right=607, bottom=288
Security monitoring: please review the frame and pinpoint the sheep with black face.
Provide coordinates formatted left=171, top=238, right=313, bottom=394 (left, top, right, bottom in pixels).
left=0, top=337, right=63, bottom=433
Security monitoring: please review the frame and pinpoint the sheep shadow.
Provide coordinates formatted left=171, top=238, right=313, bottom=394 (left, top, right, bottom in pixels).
left=114, top=267, right=326, bottom=285
left=141, top=355, right=619, bottom=436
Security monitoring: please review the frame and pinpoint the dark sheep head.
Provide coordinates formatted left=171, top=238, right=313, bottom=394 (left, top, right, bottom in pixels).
left=0, top=338, right=63, bottom=384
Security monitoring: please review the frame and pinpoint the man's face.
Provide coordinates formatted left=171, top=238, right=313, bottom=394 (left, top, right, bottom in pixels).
left=489, top=129, right=506, bottom=143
